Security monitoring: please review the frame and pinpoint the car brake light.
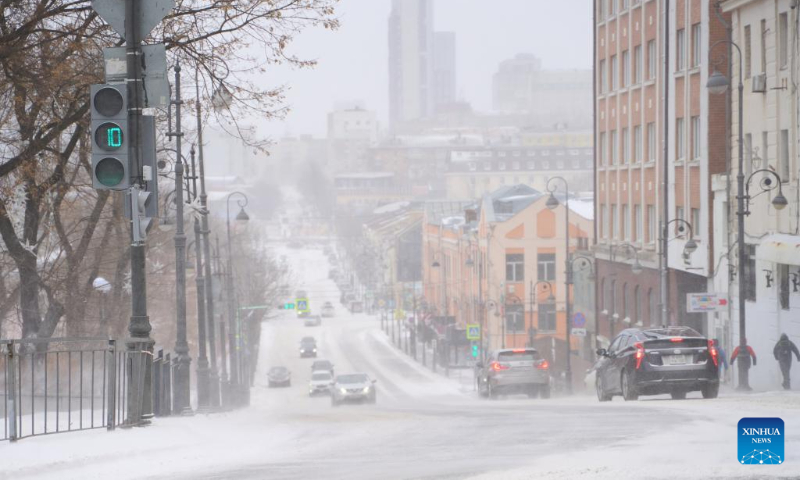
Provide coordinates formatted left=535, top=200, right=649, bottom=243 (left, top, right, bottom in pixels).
left=708, top=339, right=719, bottom=367
left=670, top=337, right=683, bottom=342
left=512, top=348, right=526, bottom=353
left=536, top=360, right=549, bottom=370
left=490, top=361, right=509, bottom=371
left=634, top=342, right=645, bottom=369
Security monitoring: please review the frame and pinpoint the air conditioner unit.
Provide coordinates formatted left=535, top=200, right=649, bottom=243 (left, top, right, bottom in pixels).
left=752, top=73, right=767, bottom=93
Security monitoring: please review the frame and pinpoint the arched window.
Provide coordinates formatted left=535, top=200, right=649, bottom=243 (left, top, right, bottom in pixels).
left=634, top=285, right=640, bottom=324
left=648, top=288, right=657, bottom=326
left=622, top=283, right=628, bottom=319
left=599, top=278, right=606, bottom=311
left=610, top=280, right=617, bottom=315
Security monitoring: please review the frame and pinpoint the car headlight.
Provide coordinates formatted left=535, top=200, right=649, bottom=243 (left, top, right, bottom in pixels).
left=313, top=348, right=317, bottom=352
left=340, top=388, right=347, bottom=394
left=362, top=387, right=370, bottom=393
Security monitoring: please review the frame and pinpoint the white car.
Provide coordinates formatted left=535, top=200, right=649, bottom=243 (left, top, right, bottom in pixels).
left=321, top=303, right=335, bottom=318
left=309, top=370, right=334, bottom=396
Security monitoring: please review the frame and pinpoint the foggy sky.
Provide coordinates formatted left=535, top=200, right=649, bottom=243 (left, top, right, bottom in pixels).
left=260, top=0, right=593, bottom=139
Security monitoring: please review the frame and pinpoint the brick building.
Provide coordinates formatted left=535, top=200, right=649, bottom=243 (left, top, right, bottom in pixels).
left=594, top=0, right=730, bottom=342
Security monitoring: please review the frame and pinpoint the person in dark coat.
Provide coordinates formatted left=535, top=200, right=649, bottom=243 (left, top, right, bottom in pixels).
left=773, top=334, right=800, bottom=390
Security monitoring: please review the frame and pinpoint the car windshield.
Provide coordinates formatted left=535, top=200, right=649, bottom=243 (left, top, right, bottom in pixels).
left=642, top=327, right=703, bottom=339
left=337, top=374, right=369, bottom=384
left=270, top=367, right=287, bottom=374
left=497, top=350, right=539, bottom=362
left=301, top=337, right=315, bottom=344
left=312, top=372, right=331, bottom=381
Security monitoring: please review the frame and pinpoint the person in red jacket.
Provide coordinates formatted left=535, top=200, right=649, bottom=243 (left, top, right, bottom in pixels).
left=731, top=340, right=757, bottom=367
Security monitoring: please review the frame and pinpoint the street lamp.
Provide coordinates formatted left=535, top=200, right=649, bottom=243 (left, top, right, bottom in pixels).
left=545, top=175, right=577, bottom=394
left=610, top=243, right=644, bottom=275
left=528, top=280, right=555, bottom=349
left=225, top=191, right=249, bottom=406
left=706, top=39, right=787, bottom=391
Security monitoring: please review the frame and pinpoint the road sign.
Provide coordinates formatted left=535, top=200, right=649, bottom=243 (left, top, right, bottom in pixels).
left=571, top=328, right=587, bottom=337
left=394, top=309, right=405, bottom=320
left=466, top=324, right=480, bottom=340
left=92, top=0, right=175, bottom=40
left=572, top=312, right=587, bottom=328
left=296, top=298, right=309, bottom=312
left=687, top=293, right=728, bottom=312
left=103, top=45, right=169, bottom=108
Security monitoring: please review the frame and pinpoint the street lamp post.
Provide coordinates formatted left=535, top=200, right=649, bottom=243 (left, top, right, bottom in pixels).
left=431, top=254, right=447, bottom=371
left=528, top=280, right=556, bottom=349
left=225, top=191, right=249, bottom=405
left=168, top=64, right=191, bottom=414
left=659, top=219, right=698, bottom=328
left=707, top=40, right=789, bottom=390
left=608, top=243, right=644, bottom=338
left=545, top=176, right=576, bottom=394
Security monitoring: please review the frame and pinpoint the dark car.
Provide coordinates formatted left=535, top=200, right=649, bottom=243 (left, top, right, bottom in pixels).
left=476, top=348, right=550, bottom=399
left=311, top=359, right=334, bottom=376
left=300, top=337, right=317, bottom=358
left=594, top=326, right=720, bottom=401
left=267, top=366, right=291, bottom=388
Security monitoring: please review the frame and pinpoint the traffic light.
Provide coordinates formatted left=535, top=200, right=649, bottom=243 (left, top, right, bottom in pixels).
left=90, top=84, right=129, bottom=190
left=471, top=343, right=479, bottom=358
left=130, top=185, right=153, bottom=244
left=278, top=303, right=295, bottom=310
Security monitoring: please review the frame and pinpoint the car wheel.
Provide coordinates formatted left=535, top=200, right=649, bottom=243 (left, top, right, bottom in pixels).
left=701, top=383, right=719, bottom=399
left=671, top=390, right=687, bottom=400
left=621, top=370, right=638, bottom=401
left=478, top=379, right=489, bottom=398
left=596, top=376, right=611, bottom=402
left=268, top=381, right=274, bottom=388
left=539, top=385, right=551, bottom=399
left=488, top=382, right=499, bottom=400
left=527, top=386, right=537, bottom=398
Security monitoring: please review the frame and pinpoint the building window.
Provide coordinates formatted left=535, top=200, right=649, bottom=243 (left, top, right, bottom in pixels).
left=633, top=45, right=642, bottom=84
left=620, top=0, right=628, bottom=10
left=744, top=24, right=751, bottom=79
left=633, top=125, right=642, bottom=163
left=691, top=23, right=701, bottom=68
left=649, top=288, right=657, bottom=326
left=779, top=264, right=790, bottom=310
left=610, top=129, right=618, bottom=165
left=647, top=122, right=656, bottom=162
left=691, top=116, right=701, bottom=160
left=621, top=128, right=629, bottom=164
left=760, top=19, right=767, bottom=74
left=599, top=132, right=606, bottom=165
left=691, top=208, right=700, bottom=239
left=780, top=13, right=788, bottom=69
left=610, top=279, right=618, bottom=316
left=676, top=117, right=685, bottom=160
left=780, top=129, right=789, bottom=181
left=622, top=50, right=630, bottom=87
left=634, top=205, right=642, bottom=242
left=598, top=0, right=604, bottom=20
left=762, top=131, right=769, bottom=166
left=647, top=205, right=655, bottom=243
left=647, top=39, right=657, bottom=80
left=676, top=28, right=685, bottom=70
left=610, top=55, right=618, bottom=91
left=609, top=0, right=615, bottom=17
left=634, top=285, right=641, bottom=324
left=599, top=59, right=607, bottom=93
left=537, top=253, right=556, bottom=281
left=538, top=304, right=556, bottom=332
left=611, top=205, right=618, bottom=240
left=505, top=304, right=525, bottom=333
left=506, top=253, right=524, bottom=282
left=622, top=283, right=628, bottom=319
left=622, top=204, right=630, bottom=240
left=744, top=244, right=756, bottom=302
left=601, top=204, right=608, bottom=239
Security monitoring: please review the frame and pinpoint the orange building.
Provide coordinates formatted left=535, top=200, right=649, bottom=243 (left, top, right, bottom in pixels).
left=422, top=185, right=594, bottom=386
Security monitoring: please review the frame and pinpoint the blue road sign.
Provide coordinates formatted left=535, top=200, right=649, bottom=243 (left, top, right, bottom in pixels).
left=572, top=312, right=586, bottom=328
left=467, top=324, right=480, bottom=340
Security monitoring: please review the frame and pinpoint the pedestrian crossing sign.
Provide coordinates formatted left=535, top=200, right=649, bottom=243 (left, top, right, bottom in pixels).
left=467, top=324, right=480, bottom=340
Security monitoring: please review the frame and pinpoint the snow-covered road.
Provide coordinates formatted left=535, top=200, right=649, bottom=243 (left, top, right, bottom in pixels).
left=3, top=245, right=800, bottom=479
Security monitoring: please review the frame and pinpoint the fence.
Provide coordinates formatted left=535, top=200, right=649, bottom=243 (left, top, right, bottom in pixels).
left=1, top=337, right=177, bottom=442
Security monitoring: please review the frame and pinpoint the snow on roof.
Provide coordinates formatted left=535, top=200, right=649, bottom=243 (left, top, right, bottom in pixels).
left=373, top=201, right=411, bottom=215
left=568, top=199, right=594, bottom=220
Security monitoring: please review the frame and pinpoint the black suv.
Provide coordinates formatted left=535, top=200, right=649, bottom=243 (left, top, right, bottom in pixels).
left=594, top=326, right=719, bottom=401
left=299, top=337, right=317, bottom=358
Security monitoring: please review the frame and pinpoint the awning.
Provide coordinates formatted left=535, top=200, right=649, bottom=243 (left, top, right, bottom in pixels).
left=756, top=234, right=800, bottom=266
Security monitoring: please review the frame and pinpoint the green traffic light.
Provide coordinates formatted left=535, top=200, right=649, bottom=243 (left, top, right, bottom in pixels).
left=471, top=345, right=479, bottom=357
left=95, top=157, right=125, bottom=187
left=95, top=122, right=124, bottom=151
left=107, top=127, right=122, bottom=147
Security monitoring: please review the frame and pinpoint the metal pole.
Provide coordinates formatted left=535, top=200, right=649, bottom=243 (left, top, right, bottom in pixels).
left=124, top=0, right=154, bottom=425
left=170, top=64, right=191, bottom=414
left=226, top=215, right=239, bottom=404
left=564, top=185, right=572, bottom=394
left=190, top=146, right=210, bottom=410
left=196, top=74, right=221, bottom=408
left=661, top=0, right=671, bottom=328
left=735, top=58, right=750, bottom=391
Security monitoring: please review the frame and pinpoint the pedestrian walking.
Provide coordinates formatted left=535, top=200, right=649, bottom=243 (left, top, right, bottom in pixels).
left=773, top=334, right=800, bottom=390
left=730, top=340, right=757, bottom=368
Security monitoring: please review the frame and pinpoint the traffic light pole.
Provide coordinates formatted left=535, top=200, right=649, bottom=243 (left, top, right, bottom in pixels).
left=125, top=0, right=154, bottom=424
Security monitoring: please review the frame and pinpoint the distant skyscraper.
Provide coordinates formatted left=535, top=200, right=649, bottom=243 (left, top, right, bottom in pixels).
left=388, top=0, right=434, bottom=129
left=433, top=31, right=456, bottom=112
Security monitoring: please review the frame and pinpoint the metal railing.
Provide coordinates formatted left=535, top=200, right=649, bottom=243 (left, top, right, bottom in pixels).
left=1, top=337, right=175, bottom=442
